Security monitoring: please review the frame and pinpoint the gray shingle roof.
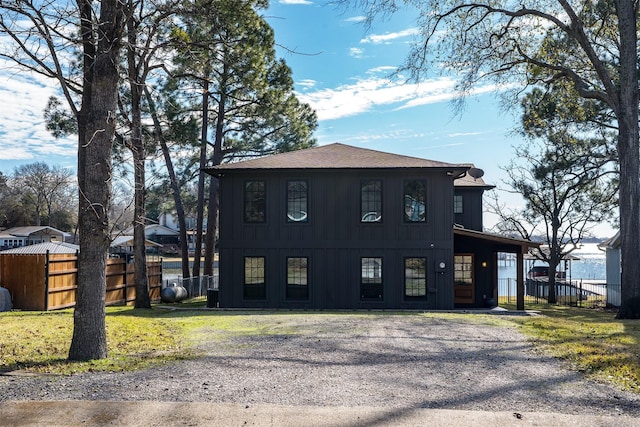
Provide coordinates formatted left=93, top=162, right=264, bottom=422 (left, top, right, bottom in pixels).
left=207, top=143, right=468, bottom=172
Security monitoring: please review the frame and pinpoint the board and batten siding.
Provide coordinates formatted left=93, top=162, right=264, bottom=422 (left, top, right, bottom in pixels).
left=217, top=168, right=457, bottom=310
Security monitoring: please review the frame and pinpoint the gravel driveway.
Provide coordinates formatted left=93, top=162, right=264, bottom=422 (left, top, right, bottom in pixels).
left=1, top=312, right=639, bottom=417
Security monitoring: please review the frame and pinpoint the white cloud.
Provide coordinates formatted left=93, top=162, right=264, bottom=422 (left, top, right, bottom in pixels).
left=278, top=0, right=313, bottom=4
left=342, top=128, right=431, bottom=143
left=345, top=16, right=366, bottom=23
left=399, top=83, right=500, bottom=110
left=447, top=131, right=487, bottom=138
left=349, top=47, right=364, bottom=58
left=296, top=79, right=317, bottom=90
left=0, top=147, right=34, bottom=161
left=360, top=28, right=419, bottom=44
left=297, top=73, right=460, bottom=121
left=296, top=69, right=504, bottom=122
left=0, top=61, right=76, bottom=162
left=366, top=66, right=396, bottom=75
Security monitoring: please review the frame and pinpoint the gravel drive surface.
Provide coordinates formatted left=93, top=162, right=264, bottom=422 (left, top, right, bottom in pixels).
left=1, top=312, right=639, bottom=418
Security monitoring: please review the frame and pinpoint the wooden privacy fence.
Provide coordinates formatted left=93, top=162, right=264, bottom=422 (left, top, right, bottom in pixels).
left=0, top=252, right=162, bottom=311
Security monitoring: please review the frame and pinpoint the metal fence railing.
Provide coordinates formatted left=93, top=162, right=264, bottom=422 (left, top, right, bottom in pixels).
left=498, top=277, right=607, bottom=308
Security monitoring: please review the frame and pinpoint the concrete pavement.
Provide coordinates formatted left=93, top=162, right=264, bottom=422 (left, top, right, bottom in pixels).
left=1, top=401, right=640, bottom=427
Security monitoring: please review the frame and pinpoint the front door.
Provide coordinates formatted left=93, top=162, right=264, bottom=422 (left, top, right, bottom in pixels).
left=454, top=254, right=475, bottom=305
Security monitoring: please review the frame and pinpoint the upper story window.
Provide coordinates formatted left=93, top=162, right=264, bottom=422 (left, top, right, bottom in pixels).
left=361, top=180, right=382, bottom=222
left=454, top=195, right=464, bottom=214
left=404, top=180, right=426, bottom=222
left=287, top=180, right=308, bottom=223
left=244, top=180, right=266, bottom=223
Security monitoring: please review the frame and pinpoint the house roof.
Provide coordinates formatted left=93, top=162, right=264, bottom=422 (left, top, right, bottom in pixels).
left=0, top=241, right=79, bottom=254
left=111, top=235, right=163, bottom=248
left=207, top=143, right=470, bottom=173
left=0, top=236, right=163, bottom=254
left=598, top=231, right=621, bottom=250
left=1, top=226, right=68, bottom=238
left=123, top=224, right=180, bottom=236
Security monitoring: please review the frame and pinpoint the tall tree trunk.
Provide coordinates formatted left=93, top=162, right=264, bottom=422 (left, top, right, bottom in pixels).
left=204, top=65, right=228, bottom=276
left=547, top=220, right=559, bottom=304
left=547, top=255, right=559, bottom=305
left=127, top=0, right=150, bottom=308
left=615, top=0, right=640, bottom=318
left=132, top=124, right=150, bottom=308
left=204, top=178, right=218, bottom=276
left=35, top=197, right=41, bottom=226
left=69, top=0, right=125, bottom=361
left=145, top=87, right=191, bottom=279
left=193, top=80, right=209, bottom=278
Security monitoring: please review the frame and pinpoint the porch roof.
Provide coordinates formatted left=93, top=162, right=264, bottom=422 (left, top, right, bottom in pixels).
left=453, top=228, right=539, bottom=251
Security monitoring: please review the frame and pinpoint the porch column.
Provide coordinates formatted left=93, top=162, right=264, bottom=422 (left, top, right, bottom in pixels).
left=517, top=249, right=525, bottom=311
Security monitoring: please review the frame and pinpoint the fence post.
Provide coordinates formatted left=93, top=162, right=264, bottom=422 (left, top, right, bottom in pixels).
left=122, top=258, right=129, bottom=305
left=516, top=252, right=525, bottom=310
left=44, top=250, right=50, bottom=311
left=579, top=280, right=583, bottom=308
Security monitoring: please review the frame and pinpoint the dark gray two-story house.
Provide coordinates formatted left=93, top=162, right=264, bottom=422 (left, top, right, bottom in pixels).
left=207, top=143, right=535, bottom=310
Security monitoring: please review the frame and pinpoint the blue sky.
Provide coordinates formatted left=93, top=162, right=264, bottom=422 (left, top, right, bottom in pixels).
left=265, top=1, right=518, bottom=181
left=0, top=0, right=616, bottom=237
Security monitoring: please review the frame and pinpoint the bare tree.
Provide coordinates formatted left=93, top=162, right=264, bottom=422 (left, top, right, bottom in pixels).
left=118, top=0, right=179, bottom=308
left=491, top=134, right=617, bottom=303
left=11, top=162, right=72, bottom=226
left=0, top=0, right=128, bottom=359
left=356, top=0, right=640, bottom=317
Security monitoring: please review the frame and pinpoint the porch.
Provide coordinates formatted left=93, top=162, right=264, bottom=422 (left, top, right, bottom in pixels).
left=453, top=227, right=539, bottom=310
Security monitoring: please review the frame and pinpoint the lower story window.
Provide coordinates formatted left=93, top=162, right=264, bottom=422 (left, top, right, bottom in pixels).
left=244, top=257, right=266, bottom=300
left=454, top=255, right=474, bottom=286
left=404, top=257, right=427, bottom=299
left=361, top=257, right=383, bottom=300
left=286, top=257, right=309, bottom=300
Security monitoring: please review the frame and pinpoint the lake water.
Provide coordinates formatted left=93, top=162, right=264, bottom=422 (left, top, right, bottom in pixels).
left=500, top=243, right=606, bottom=281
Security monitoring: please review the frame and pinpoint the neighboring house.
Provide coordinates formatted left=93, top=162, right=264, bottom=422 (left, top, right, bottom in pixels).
left=0, top=226, right=68, bottom=250
left=158, top=213, right=199, bottom=232
left=109, top=235, right=163, bottom=260
left=206, top=143, right=536, bottom=310
left=123, top=224, right=181, bottom=255
left=157, top=214, right=208, bottom=254
left=123, top=224, right=181, bottom=246
left=598, top=232, right=621, bottom=307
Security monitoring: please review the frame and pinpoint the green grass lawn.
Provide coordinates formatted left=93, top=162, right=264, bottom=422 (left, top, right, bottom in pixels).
left=502, top=303, right=640, bottom=392
left=1, top=302, right=639, bottom=392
